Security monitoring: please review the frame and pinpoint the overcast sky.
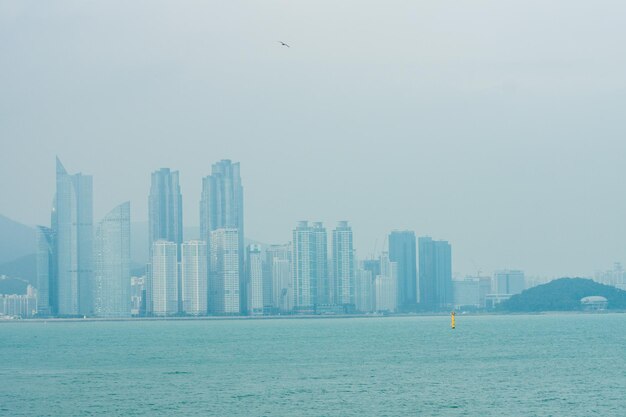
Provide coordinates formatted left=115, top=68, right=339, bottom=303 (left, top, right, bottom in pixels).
left=1, top=0, right=626, bottom=277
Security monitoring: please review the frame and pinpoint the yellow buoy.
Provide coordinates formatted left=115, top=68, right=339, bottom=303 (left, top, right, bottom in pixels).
left=451, top=311, right=456, bottom=329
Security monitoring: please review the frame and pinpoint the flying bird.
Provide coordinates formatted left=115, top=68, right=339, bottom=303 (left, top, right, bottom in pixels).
left=277, top=41, right=290, bottom=48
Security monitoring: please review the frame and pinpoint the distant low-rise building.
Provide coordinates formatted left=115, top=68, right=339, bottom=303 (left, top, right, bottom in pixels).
left=130, top=276, right=145, bottom=316
left=493, top=270, right=525, bottom=296
left=452, top=278, right=480, bottom=308
left=580, top=296, right=608, bottom=311
left=0, top=285, right=37, bottom=318
left=484, top=293, right=511, bottom=309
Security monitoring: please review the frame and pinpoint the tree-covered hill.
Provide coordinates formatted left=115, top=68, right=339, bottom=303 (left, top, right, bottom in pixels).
left=498, top=278, right=626, bottom=312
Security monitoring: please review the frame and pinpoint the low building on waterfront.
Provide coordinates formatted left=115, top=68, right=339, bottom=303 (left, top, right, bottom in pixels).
left=0, top=285, right=37, bottom=318
left=580, top=296, right=608, bottom=311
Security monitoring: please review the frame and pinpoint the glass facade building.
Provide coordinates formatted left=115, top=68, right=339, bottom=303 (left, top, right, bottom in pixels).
left=418, top=237, right=452, bottom=310
left=93, top=202, right=131, bottom=318
left=54, top=158, right=93, bottom=316
left=389, top=230, right=417, bottom=312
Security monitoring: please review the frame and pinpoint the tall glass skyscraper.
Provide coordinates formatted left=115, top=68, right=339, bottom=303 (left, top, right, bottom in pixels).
left=181, top=241, right=208, bottom=316
left=200, top=160, right=245, bottom=312
left=148, top=168, right=183, bottom=252
left=147, top=168, right=182, bottom=314
left=389, top=230, right=417, bottom=312
left=292, top=221, right=328, bottom=311
left=332, top=221, right=355, bottom=306
left=54, top=158, right=93, bottom=316
left=418, top=237, right=452, bottom=310
left=93, top=202, right=131, bottom=318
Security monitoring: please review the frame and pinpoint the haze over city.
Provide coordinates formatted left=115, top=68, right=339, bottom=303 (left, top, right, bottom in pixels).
left=2, top=0, right=626, bottom=278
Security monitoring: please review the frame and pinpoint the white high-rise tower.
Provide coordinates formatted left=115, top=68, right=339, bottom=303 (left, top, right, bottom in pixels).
left=181, top=241, right=208, bottom=316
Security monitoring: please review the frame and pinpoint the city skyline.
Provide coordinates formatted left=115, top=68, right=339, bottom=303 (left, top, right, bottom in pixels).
left=19, top=155, right=624, bottom=287
left=7, top=153, right=624, bottom=280
left=28, top=156, right=565, bottom=317
left=2, top=2, right=625, bottom=415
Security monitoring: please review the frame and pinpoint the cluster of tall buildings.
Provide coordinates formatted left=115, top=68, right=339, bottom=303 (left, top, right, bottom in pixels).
left=36, top=158, right=130, bottom=317
left=36, top=157, right=502, bottom=318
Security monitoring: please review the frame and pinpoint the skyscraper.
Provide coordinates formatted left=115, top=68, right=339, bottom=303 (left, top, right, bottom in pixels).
left=355, top=266, right=373, bottom=313
left=35, top=226, right=56, bottom=316
left=181, top=241, right=208, bottom=316
left=312, top=222, right=329, bottom=305
left=332, top=221, right=355, bottom=306
left=93, top=202, right=131, bottom=318
left=389, top=231, right=417, bottom=312
left=54, top=158, right=93, bottom=316
left=272, top=258, right=292, bottom=312
left=200, top=160, right=245, bottom=312
left=209, top=228, right=240, bottom=314
left=265, top=243, right=291, bottom=309
left=247, top=244, right=263, bottom=315
left=151, top=240, right=178, bottom=316
left=375, top=252, right=398, bottom=312
left=292, top=221, right=328, bottom=311
left=418, top=237, right=452, bottom=310
left=147, top=168, right=183, bottom=314
left=148, top=168, right=183, bottom=251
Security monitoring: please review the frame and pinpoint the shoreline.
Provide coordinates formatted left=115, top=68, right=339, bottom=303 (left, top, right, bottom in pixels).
left=1, top=310, right=624, bottom=323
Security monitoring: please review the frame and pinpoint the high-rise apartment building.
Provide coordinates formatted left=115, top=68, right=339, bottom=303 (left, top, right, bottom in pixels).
left=200, top=160, right=245, bottom=312
left=389, top=230, right=417, bottom=312
left=209, top=228, right=240, bottom=314
left=147, top=168, right=183, bottom=314
left=272, top=258, right=292, bottom=312
left=181, top=241, right=208, bottom=315
left=151, top=240, right=179, bottom=316
left=355, top=267, right=373, bottom=313
left=265, top=243, right=291, bottom=309
left=292, top=221, right=328, bottom=311
left=418, top=237, right=452, bottom=310
left=93, top=202, right=131, bottom=318
left=375, top=252, right=398, bottom=312
left=247, top=244, right=263, bottom=315
left=54, top=158, right=93, bottom=316
left=332, top=221, right=355, bottom=306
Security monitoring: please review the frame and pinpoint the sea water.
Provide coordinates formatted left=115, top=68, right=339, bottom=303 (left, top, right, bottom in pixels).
left=1, top=314, right=625, bottom=416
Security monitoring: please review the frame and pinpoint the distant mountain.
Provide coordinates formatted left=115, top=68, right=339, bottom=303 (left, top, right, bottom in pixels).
left=0, top=214, right=36, bottom=264
left=498, top=278, right=626, bottom=312
left=0, top=253, right=37, bottom=286
left=0, top=275, right=30, bottom=295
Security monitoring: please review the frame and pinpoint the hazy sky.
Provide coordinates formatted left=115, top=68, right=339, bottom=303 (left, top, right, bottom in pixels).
left=1, top=1, right=626, bottom=278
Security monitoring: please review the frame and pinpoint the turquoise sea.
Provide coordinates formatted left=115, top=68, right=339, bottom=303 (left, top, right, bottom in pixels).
left=1, top=314, right=625, bottom=416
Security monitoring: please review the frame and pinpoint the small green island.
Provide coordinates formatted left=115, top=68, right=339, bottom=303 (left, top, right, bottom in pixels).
left=498, top=278, right=626, bottom=312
